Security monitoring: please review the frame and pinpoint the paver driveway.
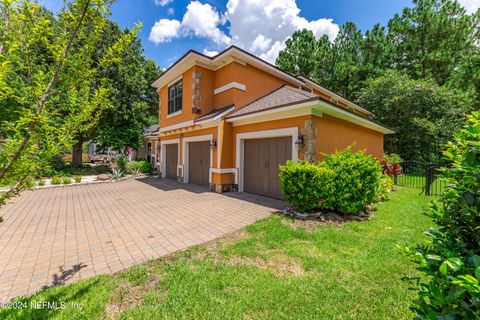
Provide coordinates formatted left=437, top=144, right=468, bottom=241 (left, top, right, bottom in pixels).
left=0, top=178, right=285, bottom=302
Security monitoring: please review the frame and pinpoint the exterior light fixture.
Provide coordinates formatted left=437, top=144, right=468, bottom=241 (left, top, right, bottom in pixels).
left=210, top=138, right=217, bottom=150
left=295, top=135, right=305, bottom=151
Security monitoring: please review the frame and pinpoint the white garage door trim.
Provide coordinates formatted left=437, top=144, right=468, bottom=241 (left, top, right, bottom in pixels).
left=182, top=134, right=214, bottom=184
left=235, top=127, right=299, bottom=192
left=160, top=138, right=180, bottom=178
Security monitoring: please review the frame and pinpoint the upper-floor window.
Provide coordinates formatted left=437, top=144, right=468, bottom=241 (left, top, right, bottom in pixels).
left=168, top=80, right=183, bottom=114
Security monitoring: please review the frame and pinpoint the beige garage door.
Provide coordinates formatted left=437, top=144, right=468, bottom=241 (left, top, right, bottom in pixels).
left=243, top=136, right=292, bottom=199
left=165, top=144, right=178, bottom=180
left=188, top=141, right=210, bottom=186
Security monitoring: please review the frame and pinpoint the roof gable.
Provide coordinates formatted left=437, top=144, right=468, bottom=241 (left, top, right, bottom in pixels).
left=227, top=86, right=317, bottom=118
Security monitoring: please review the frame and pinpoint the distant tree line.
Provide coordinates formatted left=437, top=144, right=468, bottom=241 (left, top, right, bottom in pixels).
left=276, top=0, right=479, bottom=162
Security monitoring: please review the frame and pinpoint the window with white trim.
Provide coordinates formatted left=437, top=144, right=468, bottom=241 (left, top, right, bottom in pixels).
left=168, top=80, right=183, bottom=114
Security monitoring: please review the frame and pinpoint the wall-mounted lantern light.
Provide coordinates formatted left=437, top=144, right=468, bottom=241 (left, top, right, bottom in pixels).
left=210, top=138, right=217, bottom=150
left=295, top=135, right=305, bottom=151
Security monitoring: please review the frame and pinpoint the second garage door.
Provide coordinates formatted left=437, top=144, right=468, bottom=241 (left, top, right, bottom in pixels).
left=188, top=141, right=210, bottom=186
left=243, top=136, right=292, bottom=199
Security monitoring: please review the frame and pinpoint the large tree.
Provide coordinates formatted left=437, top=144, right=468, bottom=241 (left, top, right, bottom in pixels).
left=275, top=23, right=392, bottom=101
left=0, top=0, right=134, bottom=207
left=276, top=0, right=479, bottom=102
left=276, top=29, right=319, bottom=79
left=388, top=0, right=477, bottom=85
left=275, top=0, right=479, bottom=161
left=70, top=22, right=161, bottom=167
left=357, top=71, right=469, bottom=161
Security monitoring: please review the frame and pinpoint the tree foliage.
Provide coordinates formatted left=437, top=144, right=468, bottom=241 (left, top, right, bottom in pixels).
left=406, top=112, right=480, bottom=318
left=0, top=0, right=135, bottom=206
left=275, top=0, right=479, bottom=161
left=388, top=0, right=477, bottom=85
left=276, top=29, right=318, bottom=79
left=71, top=22, right=161, bottom=166
left=357, top=71, right=467, bottom=161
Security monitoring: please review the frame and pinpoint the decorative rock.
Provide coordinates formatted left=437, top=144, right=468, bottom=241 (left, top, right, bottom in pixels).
left=345, top=215, right=366, bottom=221
left=358, top=209, right=371, bottom=217
left=295, top=213, right=309, bottom=220
left=96, top=174, right=109, bottom=181
left=309, top=212, right=323, bottom=219
left=323, top=212, right=345, bottom=222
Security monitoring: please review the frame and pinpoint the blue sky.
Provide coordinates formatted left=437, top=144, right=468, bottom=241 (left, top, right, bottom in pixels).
left=39, top=0, right=479, bottom=69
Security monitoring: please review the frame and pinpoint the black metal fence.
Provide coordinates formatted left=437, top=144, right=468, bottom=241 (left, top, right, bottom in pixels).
left=394, top=161, right=448, bottom=196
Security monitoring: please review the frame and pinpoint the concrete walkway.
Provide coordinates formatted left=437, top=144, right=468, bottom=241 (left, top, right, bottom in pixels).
left=0, top=178, right=285, bottom=302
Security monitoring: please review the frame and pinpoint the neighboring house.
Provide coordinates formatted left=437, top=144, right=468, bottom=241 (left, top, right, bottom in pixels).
left=151, top=45, right=393, bottom=199
left=137, top=124, right=160, bottom=168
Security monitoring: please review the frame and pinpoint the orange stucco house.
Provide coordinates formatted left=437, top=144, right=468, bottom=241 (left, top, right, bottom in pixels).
left=151, top=45, right=393, bottom=199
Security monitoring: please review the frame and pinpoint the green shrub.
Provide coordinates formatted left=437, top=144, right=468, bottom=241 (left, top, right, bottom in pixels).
left=51, top=176, right=62, bottom=185
left=94, top=164, right=110, bottom=174
left=108, top=168, right=124, bottom=180
left=383, top=152, right=403, bottom=164
left=127, top=160, right=152, bottom=174
left=24, top=177, right=35, bottom=189
left=280, top=147, right=382, bottom=214
left=374, top=174, right=394, bottom=202
left=62, top=177, right=72, bottom=184
left=74, top=176, right=82, bottom=183
left=68, top=164, right=110, bottom=176
left=114, top=155, right=128, bottom=172
left=38, top=178, right=46, bottom=186
left=408, top=112, right=480, bottom=318
left=280, top=161, right=335, bottom=213
left=128, top=167, right=142, bottom=176
left=319, top=147, right=382, bottom=214
left=49, top=154, right=67, bottom=171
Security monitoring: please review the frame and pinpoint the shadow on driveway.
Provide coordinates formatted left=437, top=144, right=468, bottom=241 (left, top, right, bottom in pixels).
left=136, top=176, right=287, bottom=210
left=42, top=263, right=87, bottom=291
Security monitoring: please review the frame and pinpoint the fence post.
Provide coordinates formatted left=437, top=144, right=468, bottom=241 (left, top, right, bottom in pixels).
left=393, top=170, right=398, bottom=186
left=425, top=163, right=433, bottom=196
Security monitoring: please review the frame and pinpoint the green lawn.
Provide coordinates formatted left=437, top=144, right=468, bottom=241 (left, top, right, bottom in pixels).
left=0, top=188, right=432, bottom=320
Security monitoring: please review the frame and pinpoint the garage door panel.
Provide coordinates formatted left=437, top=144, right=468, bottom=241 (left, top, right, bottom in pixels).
left=189, top=141, right=210, bottom=186
left=165, top=144, right=178, bottom=180
left=243, top=136, right=292, bottom=199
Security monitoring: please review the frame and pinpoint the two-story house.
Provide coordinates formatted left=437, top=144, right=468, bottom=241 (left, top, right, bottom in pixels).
left=151, top=45, right=393, bottom=199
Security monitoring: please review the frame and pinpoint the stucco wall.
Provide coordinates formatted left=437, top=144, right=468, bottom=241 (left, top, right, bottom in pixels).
left=315, top=114, right=384, bottom=159
left=214, top=62, right=290, bottom=109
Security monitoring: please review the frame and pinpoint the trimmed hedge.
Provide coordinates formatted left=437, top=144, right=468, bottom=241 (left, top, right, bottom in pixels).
left=280, top=147, right=383, bottom=214
left=319, top=147, right=382, bottom=214
left=279, top=161, right=334, bottom=213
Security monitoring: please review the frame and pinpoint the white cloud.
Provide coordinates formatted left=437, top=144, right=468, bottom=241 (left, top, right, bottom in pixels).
left=167, top=7, right=175, bottom=15
left=154, top=0, right=174, bottom=6
left=149, top=19, right=181, bottom=44
left=203, top=49, right=220, bottom=57
left=182, top=1, right=231, bottom=45
left=226, top=0, right=339, bottom=62
left=457, top=0, right=480, bottom=14
left=149, top=0, right=339, bottom=63
left=250, top=34, right=272, bottom=52
left=150, top=1, right=230, bottom=46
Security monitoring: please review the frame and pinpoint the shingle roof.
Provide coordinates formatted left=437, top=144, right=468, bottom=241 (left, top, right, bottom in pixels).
left=227, top=85, right=318, bottom=118
left=143, top=124, right=159, bottom=136
left=195, top=105, right=235, bottom=122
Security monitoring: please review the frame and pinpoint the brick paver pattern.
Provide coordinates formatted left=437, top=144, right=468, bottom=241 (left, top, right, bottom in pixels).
left=0, top=178, right=285, bottom=302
